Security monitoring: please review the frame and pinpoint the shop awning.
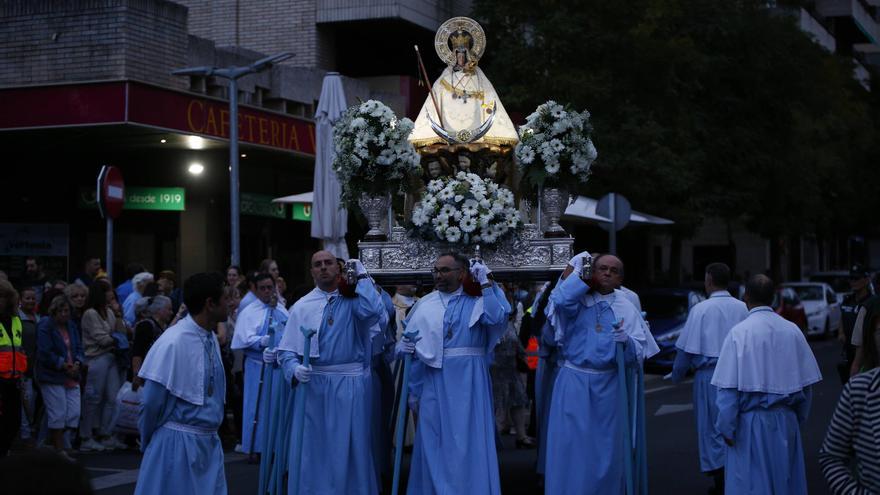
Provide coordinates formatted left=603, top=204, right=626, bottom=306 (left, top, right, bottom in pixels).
left=564, top=195, right=674, bottom=226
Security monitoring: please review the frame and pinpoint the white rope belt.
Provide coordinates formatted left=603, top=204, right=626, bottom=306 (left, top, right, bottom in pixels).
left=310, top=362, right=367, bottom=376
left=162, top=421, right=216, bottom=436
left=562, top=361, right=614, bottom=375
left=444, top=347, right=484, bottom=357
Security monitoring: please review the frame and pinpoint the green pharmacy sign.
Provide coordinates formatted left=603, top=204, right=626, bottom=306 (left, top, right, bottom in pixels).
left=241, top=193, right=286, bottom=219
left=291, top=202, right=311, bottom=222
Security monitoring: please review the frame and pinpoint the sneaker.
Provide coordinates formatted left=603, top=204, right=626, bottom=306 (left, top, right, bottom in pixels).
left=234, top=443, right=245, bottom=454
left=79, top=438, right=106, bottom=452
left=103, top=437, right=127, bottom=450
left=55, top=449, right=76, bottom=463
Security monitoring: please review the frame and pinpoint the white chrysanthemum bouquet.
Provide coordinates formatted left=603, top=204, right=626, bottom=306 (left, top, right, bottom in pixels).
left=411, top=172, right=522, bottom=246
left=334, top=100, right=422, bottom=206
left=515, top=100, right=597, bottom=194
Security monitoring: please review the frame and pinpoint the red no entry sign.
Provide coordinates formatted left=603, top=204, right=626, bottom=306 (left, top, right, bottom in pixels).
left=97, top=165, right=125, bottom=219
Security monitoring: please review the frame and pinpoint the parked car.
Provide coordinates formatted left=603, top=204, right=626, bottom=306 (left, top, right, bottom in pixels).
left=780, top=282, right=842, bottom=338
left=808, top=271, right=851, bottom=302
left=641, top=288, right=706, bottom=370
left=772, top=287, right=808, bottom=333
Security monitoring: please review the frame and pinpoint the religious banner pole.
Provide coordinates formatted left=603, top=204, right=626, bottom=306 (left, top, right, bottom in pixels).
left=291, top=326, right=317, bottom=495
left=391, top=324, right=421, bottom=495
left=415, top=45, right=446, bottom=129
left=615, top=334, right=634, bottom=495
left=249, top=309, right=276, bottom=464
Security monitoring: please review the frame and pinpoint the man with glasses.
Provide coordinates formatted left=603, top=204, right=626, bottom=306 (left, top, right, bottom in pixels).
left=276, top=250, right=384, bottom=494
left=231, top=272, right=288, bottom=456
left=545, top=253, right=653, bottom=494
left=399, top=252, right=510, bottom=494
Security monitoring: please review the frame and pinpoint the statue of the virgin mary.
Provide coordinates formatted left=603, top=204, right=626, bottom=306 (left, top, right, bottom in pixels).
left=409, top=17, right=519, bottom=152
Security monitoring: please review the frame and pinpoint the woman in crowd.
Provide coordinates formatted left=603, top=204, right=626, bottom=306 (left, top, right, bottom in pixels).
left=226, top=265, right=243, bottom=288
left=64, top=284, right=88, bottom=332
left=18, top=287, right=38, bottom=323
left=130, top=296, right=173, bottom=391
left=36, top=296, right=84, bottom=462
left=79, top=280, right=126, bottom=452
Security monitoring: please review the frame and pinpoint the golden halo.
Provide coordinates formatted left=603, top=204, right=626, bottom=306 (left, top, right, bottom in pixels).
left=434, top=17, right=486, bottom=66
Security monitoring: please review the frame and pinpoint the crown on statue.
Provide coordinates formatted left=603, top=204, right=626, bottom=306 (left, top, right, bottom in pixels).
left=450, top=30, right=472, bottom=50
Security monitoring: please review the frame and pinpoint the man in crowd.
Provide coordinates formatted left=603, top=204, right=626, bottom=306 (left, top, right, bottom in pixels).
left=670, top=262, right=748, bottom=494
left=840, top=264, right=873, bottom=380
left=711, top=274, right=821, bottom=494
left=400, top=253, right=509, bottom=494
left=21, top=257, right=47, bottom=304
left=115, top=262, right=145, bottom=306
left=276, top=251, right=384, bottom=494
left=123, top=272, right=154, bottom=326
left=135, top=272, right=229, bottom=495
left=157, top=270, right=181, bottom=313
left=238, top=270, right=260, bottom=313
left=72, top=257, right=101, bottom=287
left=545, top=253, right=653, bottom=493
left=231, top=272, right=288, bottom=456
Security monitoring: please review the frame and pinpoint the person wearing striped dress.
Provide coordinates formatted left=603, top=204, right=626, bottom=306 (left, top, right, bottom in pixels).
left=819, top=367, right=880, bottom=494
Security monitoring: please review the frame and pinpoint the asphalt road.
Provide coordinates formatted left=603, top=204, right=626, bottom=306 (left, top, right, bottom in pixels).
left=75, top=338, right=842, bottom=494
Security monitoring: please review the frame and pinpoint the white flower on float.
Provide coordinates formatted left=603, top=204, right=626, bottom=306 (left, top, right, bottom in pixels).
left=445, top=226, right=462, bottom=243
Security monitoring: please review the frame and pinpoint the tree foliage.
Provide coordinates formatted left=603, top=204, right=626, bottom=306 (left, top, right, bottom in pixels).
left=472, top=0, right=880, bottom=241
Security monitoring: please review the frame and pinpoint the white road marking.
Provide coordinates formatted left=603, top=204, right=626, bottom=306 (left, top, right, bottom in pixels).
left=85, top=467, right=127, bottom=473
left=654, top=403, right=693, bottom=416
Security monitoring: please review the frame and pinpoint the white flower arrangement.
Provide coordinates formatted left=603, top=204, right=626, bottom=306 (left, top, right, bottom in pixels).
left=333, top=100, right=422, bottom=206
left=515, top=100, right=598, bottom=194
left=411, top=172, right=522, bottom=246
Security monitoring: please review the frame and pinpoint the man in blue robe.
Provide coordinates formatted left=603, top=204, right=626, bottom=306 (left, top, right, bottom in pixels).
left=135, top=272, right=229, bottom=495
left=276, top=251, right=384, bottom=495
left=712, top=274, right=822, bottom=494
left=398, top=252, right=509, bottom=495
left=231, top=272, right=288, bottom=456
left=671, top=262, right=747, bottom=493
left=545, top=253, right=653, bottom=494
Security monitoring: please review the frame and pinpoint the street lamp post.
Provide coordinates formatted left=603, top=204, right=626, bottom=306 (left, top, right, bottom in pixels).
left=173, top=52, right=294, bottom=266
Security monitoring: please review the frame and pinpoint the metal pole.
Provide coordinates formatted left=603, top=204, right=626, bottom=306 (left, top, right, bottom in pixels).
left=609, top=192, right=617, bottom=255
left=106, top=217, right=114, bottom=283
left=229, top=78, right=241, bottom=267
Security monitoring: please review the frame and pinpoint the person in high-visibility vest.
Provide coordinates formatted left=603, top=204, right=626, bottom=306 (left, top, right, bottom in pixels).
left=0, top=280, right=27, bottom=457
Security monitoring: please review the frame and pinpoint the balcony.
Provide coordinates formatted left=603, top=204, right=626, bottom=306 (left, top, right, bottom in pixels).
left=816, top=0, right=880, bottom=44
left=316, top=0, right=472, bottom=31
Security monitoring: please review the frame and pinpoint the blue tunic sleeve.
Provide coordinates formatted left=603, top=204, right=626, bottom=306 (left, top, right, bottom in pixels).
left=139, top=379, right=170, bottom=450
left=550, top=274, right=589, bottom=319
left=479, top=285, right=507, bottom=327
left=671, top=350, right=694, bottom=383
left=353, top=279, right=384, bottom=329
left=795, top=386, right=812, bottom=424
left=277, top=350, right=301, bottom=386
left=715, top=387, right=739, bottom=442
